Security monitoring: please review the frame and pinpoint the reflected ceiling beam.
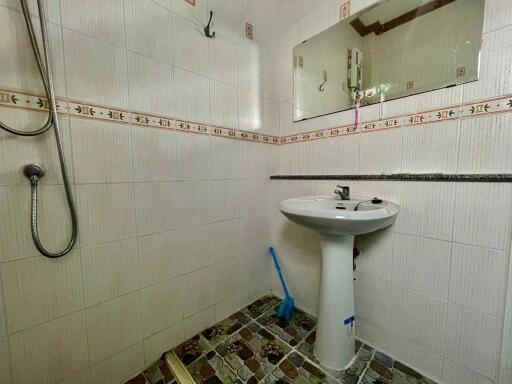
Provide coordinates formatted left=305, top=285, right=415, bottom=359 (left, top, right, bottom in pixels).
left=350, top=0, right=457, bottom=36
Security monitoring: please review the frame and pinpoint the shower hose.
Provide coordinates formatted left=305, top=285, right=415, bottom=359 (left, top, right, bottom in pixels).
left=0, top=0, right=77, bottom=257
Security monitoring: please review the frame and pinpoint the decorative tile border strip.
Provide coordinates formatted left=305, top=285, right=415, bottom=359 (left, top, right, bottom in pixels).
left=0, top=88, right=279, bottom=145
left=1, top=88, right=512, bottom=147
left=269, top=174, right=512, bottom=182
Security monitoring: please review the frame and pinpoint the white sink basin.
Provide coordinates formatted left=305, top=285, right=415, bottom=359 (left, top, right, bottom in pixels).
left=280, top=196, right=399, bottom=235
left=279, top=194, right=400, bottom=371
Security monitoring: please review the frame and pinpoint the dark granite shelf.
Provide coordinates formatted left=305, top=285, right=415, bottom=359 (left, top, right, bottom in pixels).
left=270, top=174, right=512, bottom=182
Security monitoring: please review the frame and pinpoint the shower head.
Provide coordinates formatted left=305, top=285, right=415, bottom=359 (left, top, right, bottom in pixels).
left=23, top=163, right=46, bottom=180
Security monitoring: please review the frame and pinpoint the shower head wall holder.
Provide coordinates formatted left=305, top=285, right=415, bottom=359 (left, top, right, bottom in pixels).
left=23, top=163, right=46, bottom=180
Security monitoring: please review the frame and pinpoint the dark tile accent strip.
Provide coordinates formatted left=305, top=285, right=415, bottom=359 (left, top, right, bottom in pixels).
left=269, top=174, right=512, bottom=182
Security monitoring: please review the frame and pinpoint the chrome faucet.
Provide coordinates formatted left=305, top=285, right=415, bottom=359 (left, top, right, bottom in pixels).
left=334, top=185, right=350, bottom=200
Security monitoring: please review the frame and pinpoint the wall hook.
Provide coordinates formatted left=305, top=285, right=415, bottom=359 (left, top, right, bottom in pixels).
left=319, top=70, right=327, bottom=92
left=204, top=11, right=215, bottom=38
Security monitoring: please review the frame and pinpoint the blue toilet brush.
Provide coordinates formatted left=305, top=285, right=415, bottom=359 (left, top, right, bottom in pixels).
left=269, top=246, right=295, bottom=321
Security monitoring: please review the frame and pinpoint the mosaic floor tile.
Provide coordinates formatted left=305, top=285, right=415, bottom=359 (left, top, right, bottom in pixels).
left=144, top=359, right=176, bottom=384
left=360, top=353, right=437, bottom=384
left=241, top=296, right=282, bottom=319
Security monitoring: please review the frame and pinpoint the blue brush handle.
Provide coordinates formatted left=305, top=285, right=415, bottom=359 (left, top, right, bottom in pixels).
left=269, top=246, right=290, bottom=298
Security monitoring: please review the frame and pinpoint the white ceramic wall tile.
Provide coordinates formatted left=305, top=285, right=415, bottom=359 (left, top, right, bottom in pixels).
left=211, top=136, right=239, bottom=180
left=403, top=85, right=463, bottom=114
left=452, top=183, right=512, bottom=249
left=174, top=67, right=210, bottom=123
left=354, top=272, right=390, bottom=329
left=238, top=141, right=261, bottom=179
left=124, top=0, right=174, bottom=64
left=0, top=337, right=11, bottom=384
left=354, top=317, right=389, bottom=352
left=63, top=29, right=129, bottom=108
left=501, top=309, right=512, bottom=384
left=387, top=333, right=443, bottom=382
left=389, top=285, right=446, bottom=355
left=179, top=181, right=212, bottom=227
left=400, top=121, right=459, bottom=173
left=76, top=183, right=137, bottom=246
left=450, top=243, right=507, bottom=317
left=85, top=291, right=142, bottom=363
left=177, top=224, right=212, bottom=273
left=211, top=219, right=241, bottom=264
left=0, top=283, right=5, bottom=337
left=393, top=182, right=456, bottom=241
left=238, top=89, right=261, bottom=131
left=81, top=239, right=139, bottom=306
left=358, top=129, right=402, bottom=174
left=131, top=126, right=177, bottom=182
left=391, top=233, right=451, bottom=300
left=324, top=135, right=360, bottom=175
left=174, top=131, right=211, bottom=180
left=9, top=311, right=88, bottom=384
left=299, top=140, right=327, bottom=175
left=0, top=7, right=66, bottom=96
left=173, top=13, right=209, bottom=76
left=182, top=265, right=216, bottom=318
left=508, top=258, right=512, bottom=311
left=458, top=114, right=512, bottom=173
left=184, top=306, right=216, bottom=340
left=57, top=369, right=91, bottom=384
left=240, top=214, right=269, bottom=254
left=1, top=252, right=83, bottom=333
left=171, top=0, right=209, bottom=26
left=261, top=144, right=280, bottom=177
left=89, top=342, right=144, bottom=384
left=354, top=229, right=393, bottom=282
left=138, top=230, right=179, bottom=288
left=70, top=118, right=133, bottom=184
left=444, top=303, right=501, bottom=380
left=62, top=0, right=125, bottom=46
left=210, top=80, right=239, bottom=129
left=442, top=359, right=494, bottom=384
left=208, top=0, right=238, bottom=41
left=215, top=258, right=237, bottom=301
left=279, top=142, right=301, bottom=174
left=143, top=320, right=184, bottom=365
left=239, top=178, right=266, bottom=217
left=211, top=180, right=240, bottom=222
left=134, top=182, right=180, bottom=236
left=127, top=51, right=175, bottom=116
left=260, top=97, right=279, bottom=136
left=141, top=276, right=183, bottom=337
left=483, top=0, right=512, bottom=33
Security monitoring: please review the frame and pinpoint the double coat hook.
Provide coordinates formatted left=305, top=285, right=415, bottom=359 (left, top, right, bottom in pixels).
left=204, top=11, right=215, bottom=38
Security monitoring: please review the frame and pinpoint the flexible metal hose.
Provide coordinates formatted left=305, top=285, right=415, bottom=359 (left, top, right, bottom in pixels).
left=0, top=0, right=78, bottom=257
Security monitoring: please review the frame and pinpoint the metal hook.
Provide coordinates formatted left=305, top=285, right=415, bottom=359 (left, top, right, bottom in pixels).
left=319, top=70, right=327, bottom=92
left=204, top=11, right=215, bottom=38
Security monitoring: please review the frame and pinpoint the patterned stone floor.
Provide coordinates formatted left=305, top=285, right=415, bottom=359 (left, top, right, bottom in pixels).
left=125, top=295, right=438, bottom=384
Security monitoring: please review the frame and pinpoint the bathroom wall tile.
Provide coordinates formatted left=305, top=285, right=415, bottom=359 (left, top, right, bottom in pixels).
left=0, top=184, right=76, bottom=261
left=393, top=182, right=456, bottom=241
left=179, top=181, right=212, bottom=227
left=389, top=285, right=446, bottom=355
left=127, top=52, right=175, bottom=116
left=261, top=144, right=280, bottom=177
left=174, top=68, right=210, bottom=124
left=177, top=224, right=212, bottom=274
left=170, top=0, right=209, bottom=26
left=449, top=243, right=507, bottom=317
left=134, top=182, right=180, bottom=236
left=182, top=265, right=216, bottom=318
left=501, top=309, right=512, bottom=384
left=138, top=231, right=179, bottom=288
left=238, top=89, right=261, bottom=131
left=441, top=359, right=494, bottom=384
left=174, top=131, right=211, bottom=180
left=238, top=141, right=261, bottom=179
left=1, top=252, right=83, bottom=333
left=56, top=369, right=91, bottom=384
left=0, top=7, right=66, bottom=96
left=464, top=27, right=512, bottom=102
left=388, top=333, right=443, bottom=382
left=324, top=135, right=360, bottom=175
left=237, top=49, right=260, bottom=96
left=70, top=118, right=133, bottom=184
left=9, top=311, right=88, bottom=384
left=172, top=13, right=209, bottom=76
left=215, top=258, right=237, bottom=301
left=355, top=317, right=389, bottom=352
left=141, top=276, right=182, bottom=337
left=400, top=121, right=459, bottom=173
left=89, top=343, right=144, bottom=384
left=62, top=0, right=125, bottom=46
left=392, top=233, right=451, bottom=300
left=0, top=109, right=72, bottom=187
left=260, top=57, right=279, bottom=101
left=452, top=183, right=512, bottom=249
left=354, top=272, right=390, bottom=329
left=507, top=259, right=512, bottom=311
left=211, top=219, right=241, bottom=264
left=143, top=320, right=184, bottom=365
left=299, top=140, right=327, bottom=175
left=279, top=143, right=301, bottom=174
left=64, top=29, right=129, bottom=108
left=0, top=337, right=11, bottom=384
left=458, top=114, right=512, bottom=173
left=358, top=129, right=402, bottom=174
left=403, top=85, right=463, bottom=114
left=209, top=37, right=237, bottom=86
left=355, top=229, right=393, bottom=281
left=0, top=284, right=5, bottom=337
left=86, top=291, right=142, bottom=363
left=239, top=178, right=267, bottom=217
left=124, top=0, right=174, bottom=64
left=211, top=180, right=240, bottom=222
left=81, top=239, right=139, bottom=306
left=76, top=183, right=137, bottom=246
left=211, top=136, right=239, bottom=180
left=240, top=214, right=269, bottom=254
left=184, top=306, right=216, bottom=340
left=131, top=126, right=177, bottom=182
left=210, top=80, right=238, bottom=129
left=483, top=0, right=512, bottom=33
left=260, top=97, right=279, bottom=136
left=444, top=303, right=501, bottom=380
left=208, top=0, right=238, bottom=42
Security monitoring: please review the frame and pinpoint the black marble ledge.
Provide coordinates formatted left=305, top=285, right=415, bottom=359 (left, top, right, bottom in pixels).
left=269, top=173, right=512, bottom=182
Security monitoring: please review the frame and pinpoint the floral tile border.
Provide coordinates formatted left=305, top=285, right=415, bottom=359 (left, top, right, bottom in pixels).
left=2, top=87, right=511, bottom=147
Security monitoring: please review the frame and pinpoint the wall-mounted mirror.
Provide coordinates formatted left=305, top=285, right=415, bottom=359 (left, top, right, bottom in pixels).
left=293, top=0, right=485, bottom=121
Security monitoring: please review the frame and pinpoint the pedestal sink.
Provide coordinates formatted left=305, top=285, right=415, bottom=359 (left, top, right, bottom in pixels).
left=280, top=194, right=399, bottom=371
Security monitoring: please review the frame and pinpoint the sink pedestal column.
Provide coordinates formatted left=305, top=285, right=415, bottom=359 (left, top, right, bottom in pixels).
left=314, top=234, right=356, bottom=371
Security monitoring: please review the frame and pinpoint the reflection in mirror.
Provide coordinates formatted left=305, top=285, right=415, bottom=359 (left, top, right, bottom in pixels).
left=293, top=0, right=485, bottom=121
